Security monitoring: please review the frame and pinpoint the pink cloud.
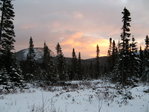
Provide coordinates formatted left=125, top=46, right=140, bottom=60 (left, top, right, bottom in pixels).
left=61, top=32, right=109, bottom=59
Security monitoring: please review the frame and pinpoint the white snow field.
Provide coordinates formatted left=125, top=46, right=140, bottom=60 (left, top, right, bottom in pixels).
left=0, top=80, right=149, bottom=112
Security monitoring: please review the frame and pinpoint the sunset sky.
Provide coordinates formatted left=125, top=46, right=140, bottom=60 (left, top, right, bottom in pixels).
left=13, top=0, right=149, bottom=59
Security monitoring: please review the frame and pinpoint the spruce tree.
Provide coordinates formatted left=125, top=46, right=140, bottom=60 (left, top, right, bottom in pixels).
left=70, top=48, right=77, bottom=80
left=111, top=40, right=118, bottom=70
left=145, top=35, right=149, bottom=50
left=113, top=8, right=132, bottom=85
left=107, top=38, right=118, bottom=72
left=107, top=38, right=113, bottom=72
left=43, top=42, right=50, bottom=80
left=27, top=37, right=35, bottom=61
left=143, top=35, right=149, bottom=82
left=139, top=46, right=144, bottom=77
left=55, top=43, right=66, bottom=81
left=108, top=38, right=112, bottom=56
left=0, top=0, right=23, bottom=89
left=121, top=8, right=131, bottom=52
left=95, top=44, right=100, bottom=79
left=43, top=42, right=57, bottom=83
left=119, top=7, right=131, bottom=85
left=23, top=37, right=37, bottom=81
left=77, top=52, right=82, bottom=80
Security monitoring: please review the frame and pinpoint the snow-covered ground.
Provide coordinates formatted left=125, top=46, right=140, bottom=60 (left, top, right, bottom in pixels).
left=0, top=80, right=149, bottom=112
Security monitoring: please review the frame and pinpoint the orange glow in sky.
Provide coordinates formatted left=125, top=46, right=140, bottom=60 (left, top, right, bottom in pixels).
left=60, top=32, right=109, bottom=59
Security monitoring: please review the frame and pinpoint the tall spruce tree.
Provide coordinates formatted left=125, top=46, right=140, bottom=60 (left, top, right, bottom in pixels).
left=139, top=46, right=144, bottom=77
left=23, top=37, right=37, bottom=81
left=107, top=38, right=113, bottom=72
left=108, top=38, right=112, bottom=56
left=70, top=48, right=77, bottom=80
left=120, top=7, right=131, bottom=85
left=121, top=8, right=131, bottom=52
left=114, top=8, right=132, bottom=85
left=0, top=0, right=15, bottom=64
left=27, top=37, right=35, bottom=61
left=143, top=35, right=149, bottom=82
left=95, top=44, right=100, bottom=78
left=43, top=42, right=57, bottom=83
left=145, top=35, right=149, bottom=50
left=111, top=40, right=118, bottom=69
left=55, top=43, right=66, bottom=81
left=0, top=0, right=23, bottom=89
left=77, top=52, right=82, bottom=80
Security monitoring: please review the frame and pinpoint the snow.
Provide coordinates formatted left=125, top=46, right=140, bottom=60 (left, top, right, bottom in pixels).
left=0, top=80, right=149, bottom=112
left=16, top=48, right=55, bottom=61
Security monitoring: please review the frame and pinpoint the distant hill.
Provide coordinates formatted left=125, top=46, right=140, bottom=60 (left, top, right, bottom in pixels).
left=15, top=47, right=55, bottom=62
left=16, top=47, right=109, bottom=67
left=84, top=56, right=109, bottom=66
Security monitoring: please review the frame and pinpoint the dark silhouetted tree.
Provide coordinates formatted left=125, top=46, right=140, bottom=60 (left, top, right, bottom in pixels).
left=43, top=42, right=57, bottom=83
left=55, top=43, right=66, bottom=81
left=139, top=46, right=144, bottom=77
left=108, top=38, right=112, bottom=56
left=108, top=38, right=118, bottom=72
left=95, top=44, right=100, bottom=78
left=77, top=52, right=82, bottom=80
left=23, top=37, right=37, bottom=81
left=27, top=37, right=35, bottom=61
left=107, top=38, right=113, bottom=72
left=0, top=0, right=23, bottom=89
left=142, top=35, right=149, bottom=82
left=111, top=40, right=118, bottom=69
left=113, top=7, right=132, bottom=85
left=145, top=35, right=149, bottom=50
left=70, top=48, right=77, bottom=80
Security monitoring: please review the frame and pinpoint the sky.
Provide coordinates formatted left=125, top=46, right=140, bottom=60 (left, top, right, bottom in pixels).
left=13, top=0, right=149, bottom=59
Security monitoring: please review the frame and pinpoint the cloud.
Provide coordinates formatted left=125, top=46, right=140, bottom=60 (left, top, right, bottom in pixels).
left=13, top=0, right=149, bottom=58
left=61, top=32, right=109, bottom=59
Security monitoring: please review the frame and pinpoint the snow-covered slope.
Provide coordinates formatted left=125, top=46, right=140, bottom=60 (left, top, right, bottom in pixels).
left=16, top=48, right=55, bottom=62
left=0, top=80, right=148, bottom=112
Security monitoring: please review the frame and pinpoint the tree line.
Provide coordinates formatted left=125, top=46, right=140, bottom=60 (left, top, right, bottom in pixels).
left=0, top=0, right=148, bottom=90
